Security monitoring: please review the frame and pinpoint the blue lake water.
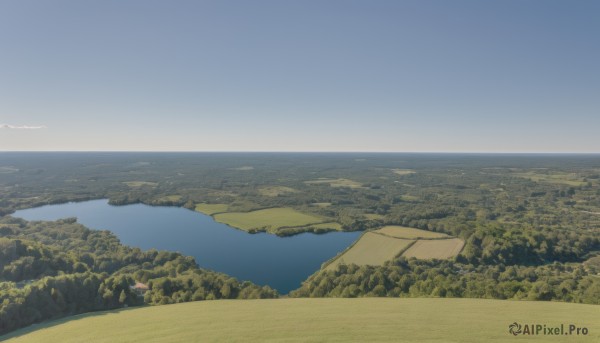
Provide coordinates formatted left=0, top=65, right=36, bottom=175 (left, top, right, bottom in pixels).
left=13, top=199, right=360, bottom=294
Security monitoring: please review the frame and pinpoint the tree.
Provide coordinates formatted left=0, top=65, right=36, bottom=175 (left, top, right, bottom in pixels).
left=119, top=290, right=127, bottom=305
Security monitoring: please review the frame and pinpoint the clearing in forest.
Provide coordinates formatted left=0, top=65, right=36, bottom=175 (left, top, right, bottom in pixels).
left=513, top=171, right=587, bottom=186
left=391, top=169, right=416, bottom=176
left=304, top=178, right=364, bottom=189
left=123, top=181, right=158, bottom=187
left=258, top=186, right=299, bottom=197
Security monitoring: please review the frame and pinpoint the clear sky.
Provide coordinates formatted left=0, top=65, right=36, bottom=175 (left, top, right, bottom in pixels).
left=0, top=0, right=598, bottom=152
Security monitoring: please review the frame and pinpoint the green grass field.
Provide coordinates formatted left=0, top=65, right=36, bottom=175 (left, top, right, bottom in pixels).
left=391, top=168, right=416, bottom=176
left=374, top=225, right=450, bottom=239
left=324, top=232, right=414, bottom=271
left=123, top=181, right=158, bottom=187
left=3, top=298, right=598, bottom=343
left=513, top=171, right=587, bottom=186
left=305, top=178, right=364, bottom=188
left=324, top=227, right=465, bottom=270
left=213, top=207, right=326, bottom=233
left=402, top=238, right=465, bottom=259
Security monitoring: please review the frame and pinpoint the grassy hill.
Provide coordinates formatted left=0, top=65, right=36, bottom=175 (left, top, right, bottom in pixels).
left=3, top=298, right=598, bottom=343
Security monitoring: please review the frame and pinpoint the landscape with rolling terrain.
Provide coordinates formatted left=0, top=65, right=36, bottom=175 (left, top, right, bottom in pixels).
left=3, top=298, right=599, bottom=343
left=1, top=0, right=599, bottom=341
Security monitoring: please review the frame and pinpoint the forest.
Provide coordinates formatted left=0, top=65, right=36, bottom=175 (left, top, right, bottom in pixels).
left=1, top=152, right=599, bottom=335
left=0, top=216, right=276, bottom=335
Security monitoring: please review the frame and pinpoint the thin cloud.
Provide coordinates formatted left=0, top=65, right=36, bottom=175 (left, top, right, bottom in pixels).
left=0, top=124, right=46, bottom=130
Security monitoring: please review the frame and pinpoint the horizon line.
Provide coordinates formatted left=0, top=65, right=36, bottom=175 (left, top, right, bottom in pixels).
left=1, top=150, right=600, bottom=155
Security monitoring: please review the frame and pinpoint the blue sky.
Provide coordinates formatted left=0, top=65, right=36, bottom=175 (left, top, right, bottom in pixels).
left=0, top=0, right=598, bottom=152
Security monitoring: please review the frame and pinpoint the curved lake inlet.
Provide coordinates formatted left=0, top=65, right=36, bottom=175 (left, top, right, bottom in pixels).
left=13, top=200, right=360, bottom=294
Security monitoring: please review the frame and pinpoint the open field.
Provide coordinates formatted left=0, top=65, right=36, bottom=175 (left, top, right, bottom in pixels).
left=324, top=232, right=413, bottom=271
left=258, top=186, right=299, bottom=197
left=325, top=227, right=464, bottom=270
left=513, top=171, right=587, bottom=186
left=391, top=168, right=416, bottom=176
left=123, top=181, right=158, bottom=187
left=213, top=207, right=326, bottom=233
left=3, top=298, right=599, bottom=343
left=194, top=203, right=229, bottom=215
left=364, top=213, right=385, bottom=220
left=304, top=178, right=364, bottom=189
left=374, top=225, right=450, bottom=239
left=402, top=238, right=465, bottom=259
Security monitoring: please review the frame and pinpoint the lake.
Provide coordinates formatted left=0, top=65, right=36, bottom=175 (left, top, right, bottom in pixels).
left=13, top=200, right=360, bottom=294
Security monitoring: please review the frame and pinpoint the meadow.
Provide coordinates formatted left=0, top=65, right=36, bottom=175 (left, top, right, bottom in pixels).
left=324, top=226, right=464, bottom=271
left=213, top=207, right=327, bottom=233
left=402, top=238, right=465, bottom=259
left=324, top=232, right=414, bottom=271
left=304, top=178, right=364, bottom=188
left=512, top=170, right=588, bottom=186
left=3, top=298, right=598, bottom=343
left=375, top=225, right=450, bottom=239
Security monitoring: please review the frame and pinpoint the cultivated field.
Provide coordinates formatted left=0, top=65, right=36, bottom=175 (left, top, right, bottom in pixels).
left=3, top=298, right=598, bottom=343
left=194, top=203, right=229, bottom=215
left=402, top=238, right=465, bottom=259
left=324, top=232, right=413, bottom=271
left=324, top=227, right=464, bottom=270
left=213, top=207, right=326, bottom=233
left=304, top=178, right=364, bottom=188
left=123, top=181, right=158, bottom=187
left=374, top=225, right=450, bottom=239
left=512, top=171, right=587, bottom=186
left=391, top=168, right=416, bottom=176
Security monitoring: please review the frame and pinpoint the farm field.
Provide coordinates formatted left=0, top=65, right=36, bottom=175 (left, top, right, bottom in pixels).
left=324, top=232, right=413, bottom=271
left=325, top=227, right=465, bottom=271
left=304, top=178, right=364, bottom=188
left=391, top=168, right=416, bottom=175
left=374, top=225, right=450, bottom=239
left=3, top=298, right=598, bottom=343
left=213, top=207, right=326, bottom=233
left=512, top=171, right=588, bottom=186
left=402, top=238, right=465, bottom=259
left=123, top=181, right=158, bottom=188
